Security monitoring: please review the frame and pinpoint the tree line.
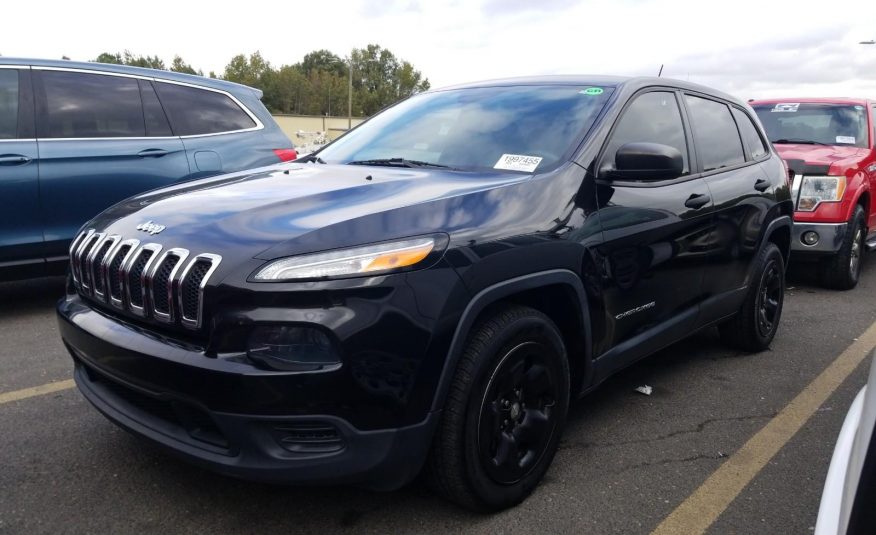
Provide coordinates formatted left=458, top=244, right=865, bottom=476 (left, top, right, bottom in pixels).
left=93, top=45, right=430, bottom=117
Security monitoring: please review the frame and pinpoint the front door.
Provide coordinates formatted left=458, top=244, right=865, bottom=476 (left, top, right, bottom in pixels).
left=33, top=69, right=190, bottom=262
left=593, top=90, right=714, bottom=367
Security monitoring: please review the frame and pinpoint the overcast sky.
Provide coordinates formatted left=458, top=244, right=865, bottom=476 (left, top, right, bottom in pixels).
left=3, top=0, right=876, bottom=101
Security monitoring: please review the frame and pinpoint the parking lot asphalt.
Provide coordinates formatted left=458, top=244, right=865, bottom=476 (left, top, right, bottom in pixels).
left=1, top=261, right=874, bottom=534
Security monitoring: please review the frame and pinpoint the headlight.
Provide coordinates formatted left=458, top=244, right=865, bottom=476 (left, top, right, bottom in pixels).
left=247, top=325, right=340, bottom=371
left=253, top=237, right=437, bottom=281
left=798, top=176, right=846, bottom=211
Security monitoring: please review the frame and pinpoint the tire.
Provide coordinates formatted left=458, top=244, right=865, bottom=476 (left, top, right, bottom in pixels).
left=719, top=242, right=785, bottom=352
left=820, top=205, right=866, bottom=290
left=425, top=304, right=570, bottom=512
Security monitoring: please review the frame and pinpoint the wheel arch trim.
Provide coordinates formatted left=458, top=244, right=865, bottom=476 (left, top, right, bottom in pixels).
left=430, top=269, right=592, bottom=412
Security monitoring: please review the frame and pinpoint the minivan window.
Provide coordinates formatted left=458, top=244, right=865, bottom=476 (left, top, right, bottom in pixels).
left=752, top=102, right=868, bottom=149
left=0, top=70, right=19, bottom=139
left=317, top=85, right=614, bottom=173
left=603, top=91, right=689, bottom=175
left=732, top=108, right=768, bottom=160
left=685, top=96, right=745, bottom=172
left=41, top=71, right=145, bottom=138
left=155, top=82, right=256, bottom=136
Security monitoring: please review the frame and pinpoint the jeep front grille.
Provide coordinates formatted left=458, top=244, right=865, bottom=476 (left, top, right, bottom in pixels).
left=69, top=229, right=221, bottom=329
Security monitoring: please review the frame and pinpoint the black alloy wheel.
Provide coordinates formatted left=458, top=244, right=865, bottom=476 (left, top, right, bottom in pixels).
left=477, top=341, right=560, bottom=485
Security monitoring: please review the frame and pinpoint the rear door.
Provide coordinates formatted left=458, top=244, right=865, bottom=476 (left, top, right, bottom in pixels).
left=594, top=89, right=714, bottom=364
left=153, top=81, right=278, bottom=177
left=682, top=94, right=774, bottom=319
left=0, top=67, right=42, bottom=276
left=34, top=69, right=190, bottom=262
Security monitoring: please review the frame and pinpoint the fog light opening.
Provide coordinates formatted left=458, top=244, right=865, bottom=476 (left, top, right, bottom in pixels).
left=801, top=231, right=820, bottom=246
left=247, top=325, right=341, bottom=372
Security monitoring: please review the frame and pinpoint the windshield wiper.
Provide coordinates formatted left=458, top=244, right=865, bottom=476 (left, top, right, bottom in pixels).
left=772, top=139, right=827, bottom=146
left=347, top=157, right=457, bottom=170
left=297, top=154, right=326, bottom=164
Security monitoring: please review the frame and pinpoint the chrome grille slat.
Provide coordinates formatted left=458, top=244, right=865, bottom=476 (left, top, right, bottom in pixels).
left=72, top=233, right=220, bottom=330
left=106, top=239, right=140, bottom=309
left=178, top=254, right=222, bottom=329
left=91, top=235, right=120, bottom=302
left=79, top=232, right=106, bottom=293
left=149, top=248, right=189, bottom=323
left=127, top=244, right=162, bottom=316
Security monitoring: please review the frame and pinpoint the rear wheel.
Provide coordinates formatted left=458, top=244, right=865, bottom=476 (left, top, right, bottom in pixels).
left=820, top=205, right=866, bottom=290
left=425, top=305, right=569, bottom=512
left=719, top=242, right=785, bottom=352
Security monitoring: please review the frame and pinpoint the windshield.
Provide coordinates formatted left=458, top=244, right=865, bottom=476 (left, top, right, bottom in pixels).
left=315, top=84, right=615, bottom=173
left=752, top=102, right=869, bottom=148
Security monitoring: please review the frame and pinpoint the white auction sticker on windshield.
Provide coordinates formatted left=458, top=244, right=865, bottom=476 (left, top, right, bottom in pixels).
left=494, top=154, right=543, bottom=172
left=836, top=136, right=856, bottom=144
left=772, top=103, right=800, bottom=112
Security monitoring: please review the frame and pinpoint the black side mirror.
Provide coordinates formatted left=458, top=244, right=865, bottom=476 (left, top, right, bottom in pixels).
left=605, top=142, right=684, bottom=181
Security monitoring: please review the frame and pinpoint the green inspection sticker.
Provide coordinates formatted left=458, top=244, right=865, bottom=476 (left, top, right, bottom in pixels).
left=580, top=87, right=604, bottom=96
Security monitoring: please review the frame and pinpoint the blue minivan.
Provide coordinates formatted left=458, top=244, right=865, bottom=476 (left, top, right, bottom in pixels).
left=0, top=58, right=295, bottom=281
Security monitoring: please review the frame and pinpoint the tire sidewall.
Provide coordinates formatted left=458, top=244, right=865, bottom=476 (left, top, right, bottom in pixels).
left=751, top=243, right=785, bottom=347
left=461, top=314, right=570, bottom=510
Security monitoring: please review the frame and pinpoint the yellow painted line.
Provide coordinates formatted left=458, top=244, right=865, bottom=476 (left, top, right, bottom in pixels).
left=0, top=379, right=75, bottom=405
left=652, top=320, right=876, bottom=535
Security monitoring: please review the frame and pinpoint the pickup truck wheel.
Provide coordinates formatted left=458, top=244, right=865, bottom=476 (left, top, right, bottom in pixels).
left=820, top=205, right=866, bottom=290
left=719, top=242, right=785, bottom=352
left=425, top=304, right=569, bottom=512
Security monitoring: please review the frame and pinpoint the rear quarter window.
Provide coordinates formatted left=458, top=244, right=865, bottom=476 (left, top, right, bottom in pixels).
left=155, top=82, right=256, bottom=136
left=732, top=108, right=768, bottom=160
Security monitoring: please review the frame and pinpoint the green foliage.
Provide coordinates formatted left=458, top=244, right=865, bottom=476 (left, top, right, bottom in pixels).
left=90, top=45, right=429, bottom=117
left=170, top=55, right=202, bottom=76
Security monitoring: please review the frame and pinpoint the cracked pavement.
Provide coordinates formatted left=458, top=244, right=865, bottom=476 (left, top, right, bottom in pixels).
left=1, top=259, right=874, bottom=534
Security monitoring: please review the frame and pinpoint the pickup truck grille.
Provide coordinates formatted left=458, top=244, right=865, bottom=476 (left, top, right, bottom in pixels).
left=69, top=229, right=221, bottom=329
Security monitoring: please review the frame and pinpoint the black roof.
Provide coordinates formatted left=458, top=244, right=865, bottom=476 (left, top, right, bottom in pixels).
left=433, top=75, right=744, bottom=107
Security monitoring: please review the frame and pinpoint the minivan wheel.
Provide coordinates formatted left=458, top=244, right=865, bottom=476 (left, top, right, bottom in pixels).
left=820, top=205, right=866, bottom=290
left=719, top=242, right=785, bottom=352
left=425, top=305, right=569, bottom=512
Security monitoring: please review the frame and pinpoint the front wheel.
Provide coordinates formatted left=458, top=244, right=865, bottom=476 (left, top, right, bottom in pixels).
left=820, top=205, right=866, bottom=290
left=425, top=305, right=570, bottom=512
left=719, top=242, right=785, bottom=352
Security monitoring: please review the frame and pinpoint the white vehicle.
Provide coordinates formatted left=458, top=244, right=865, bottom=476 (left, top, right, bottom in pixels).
left=815, top=350, right=876, bottom=535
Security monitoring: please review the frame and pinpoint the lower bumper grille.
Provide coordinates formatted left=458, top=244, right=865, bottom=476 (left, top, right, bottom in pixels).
left=81, top=362, right=231, bottom=452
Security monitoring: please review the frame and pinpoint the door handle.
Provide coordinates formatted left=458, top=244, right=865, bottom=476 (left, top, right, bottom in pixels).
left=754, top=178, right=770, bottom=192
left=137, top=148, right=169, bottom=158
left=684, top=193, right=711, bottom=209
left=0, top=154, right=31, bottom=165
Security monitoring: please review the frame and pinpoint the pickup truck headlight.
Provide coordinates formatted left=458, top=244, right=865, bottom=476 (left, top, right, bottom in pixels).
left=798, top=176, right=846, bottom=211
left=253, top=237, right=437, bottom=281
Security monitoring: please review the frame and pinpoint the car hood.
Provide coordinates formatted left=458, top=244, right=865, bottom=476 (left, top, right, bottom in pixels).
left=773, top=144, right=869, bottom=174
left=92, top=163, right=527, bottom=260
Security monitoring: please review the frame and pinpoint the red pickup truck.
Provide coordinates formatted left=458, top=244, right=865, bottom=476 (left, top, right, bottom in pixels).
left=751, top=98, right=876, bottom=289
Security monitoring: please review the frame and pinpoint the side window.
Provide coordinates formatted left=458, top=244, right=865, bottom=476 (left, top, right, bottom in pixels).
left=154, top=82, right=256, bottom=136
left=604, top=91, right=689, bottom=176
left=41, top=71, right=145, bottom=138
left=684, top=95, right=745, bottom=171
left=0, top=70, right=19, bottom=139
left=732, top=107, right=768, bottom=160
left=138, top=80, right=172, bottom=137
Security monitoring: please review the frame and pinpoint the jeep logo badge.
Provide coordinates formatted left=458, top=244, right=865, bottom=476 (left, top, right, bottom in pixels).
left=136, top=221, right=166, bottom=235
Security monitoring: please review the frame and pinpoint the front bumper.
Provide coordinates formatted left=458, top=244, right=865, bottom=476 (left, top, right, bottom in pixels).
left=58, top=297, right=438, bottom=489
left=791, top=221, right=848, bottom=254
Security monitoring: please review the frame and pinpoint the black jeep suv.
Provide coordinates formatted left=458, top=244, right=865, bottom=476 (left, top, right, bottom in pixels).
left=58, top=76, right=793, bottom=511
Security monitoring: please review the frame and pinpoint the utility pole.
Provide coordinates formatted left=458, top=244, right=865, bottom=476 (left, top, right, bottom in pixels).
left=347, top=55, right=353, bottom=130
